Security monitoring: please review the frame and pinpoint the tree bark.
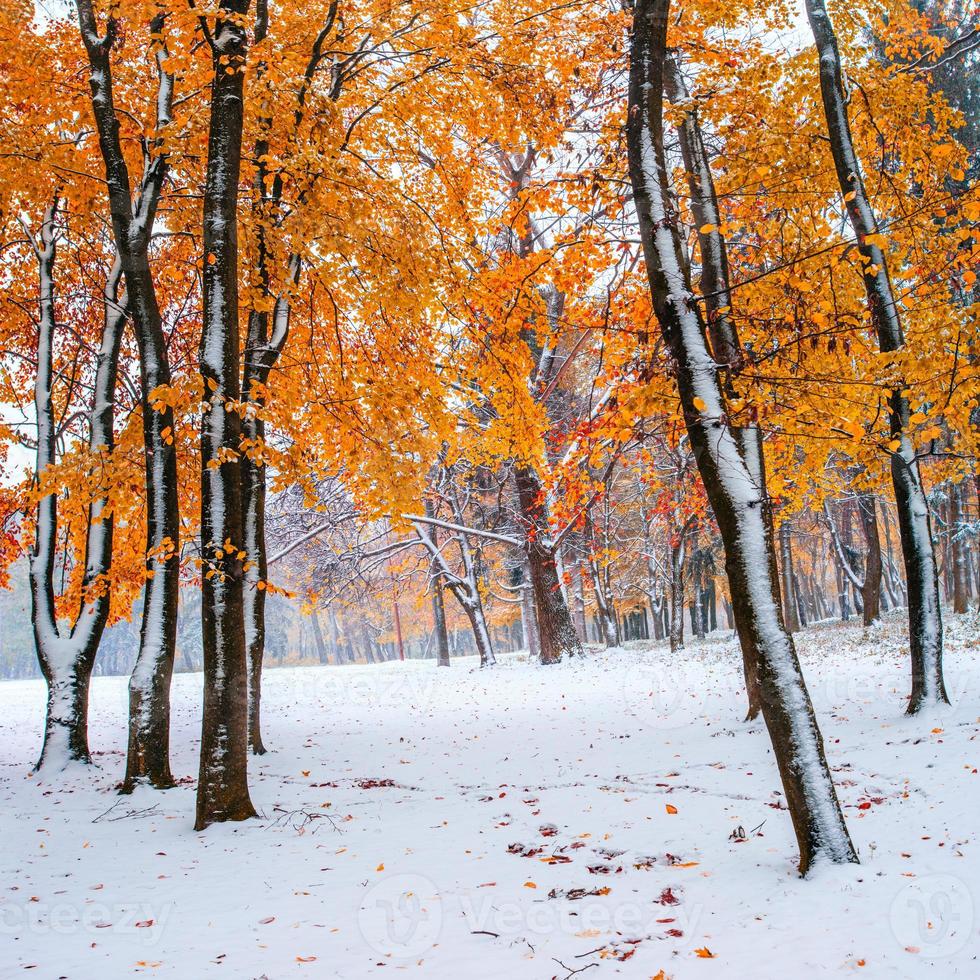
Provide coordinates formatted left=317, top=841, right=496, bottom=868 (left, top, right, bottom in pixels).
left=75, top=2, right=180, bottom=791
left=515, top=464, right=584, bottom=663
left=950, top=481, right=970, bottom=614
left=196, top=2, right=257, bottom=829
left=669, top=533, right=686, bottom=653
left=629, top=0, right=857, bottom=873
left=665, top=52, right=762, bottom=718
left=806, top=0, right=947, bottom=713
left=24, top=201, right=121, bottom=770
left=779, top=522, right=801, bottom=634
left=857, top=494, right=883, bottom=625
left=425, top=499, right=452, bottom=666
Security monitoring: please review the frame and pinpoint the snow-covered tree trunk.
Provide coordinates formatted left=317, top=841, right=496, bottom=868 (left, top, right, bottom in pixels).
left=413, top=522, right=495, bottom=667
left=665, top=52, right=765, bottom=718
left=24, top=201, right=122, bottom=771
left=805, top=0, right=947, bottom=714
left=241, top=279, right=296, bottom=754
left=196, top=3, right=257, bottom=829
left=515, top=465, right=583, bottom=663
left=75, top=3, right=181, bottom=790
left=628, top=0, right=857, bottom=874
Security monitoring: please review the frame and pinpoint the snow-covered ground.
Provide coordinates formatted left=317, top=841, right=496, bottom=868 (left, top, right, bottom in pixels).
left=1, top=612, right=978, bottom=978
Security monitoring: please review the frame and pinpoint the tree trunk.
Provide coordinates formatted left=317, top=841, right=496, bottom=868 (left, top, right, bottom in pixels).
left=75, top=3, right=180, bottom=791
left=806, top=0, right=947, bottom=714
left=950, top=481, right=970, bottom=614
left=196, top=5, right=257, bottom=829
left=779, top=523, right=801, bottom=633
left=514, top=464, right=583, bottom=663
left=665, top=51, right=763, bottom=719
left=857, top=494, right=883, bottom=625
left=629, top=0, right=856, bottom=873
left=669, top=536, right=685, bottom=653
left=521, top=562, right=542, bottom=661
left=425, top=497, right=451, bottom=665
left=310, top=608, right=328, bottom=664
left=25, top=201, right=119, bottom=770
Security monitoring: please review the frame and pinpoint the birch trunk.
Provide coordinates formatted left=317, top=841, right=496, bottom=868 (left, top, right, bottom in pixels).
left=805, top=0, right=947, bottom=713
left=629, top=0, right=856, bottom=873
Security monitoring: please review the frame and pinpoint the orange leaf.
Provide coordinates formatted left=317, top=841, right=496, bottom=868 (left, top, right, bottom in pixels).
left=665, top=804, right=678, bottom=815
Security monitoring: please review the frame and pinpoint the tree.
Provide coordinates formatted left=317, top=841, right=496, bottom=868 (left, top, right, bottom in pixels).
left=74, top=0, right=181, bottom=790
left=627, top=0, right=857, bottom=874
left=805, top=0, right=948, bottom=713
left=22, top=201, right=122, bottom=769
left=195, top=0, right=257, bottom=829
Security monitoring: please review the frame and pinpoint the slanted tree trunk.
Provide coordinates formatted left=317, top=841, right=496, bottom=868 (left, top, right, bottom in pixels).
left=628, top=0, right=856, bottom=873
left=75, top=2, right=180, bottom=791
left=196, top=2, right=257, bottom=829
left=515, top=465, right=583, bottom=663
left=665, top=52, right=763, bottom=719
left=24, top=202, right=122, bottom=770
left=806, top=0, right=947, bottom=713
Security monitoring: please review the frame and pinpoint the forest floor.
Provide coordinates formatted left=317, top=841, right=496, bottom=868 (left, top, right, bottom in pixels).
left=1, top=611, right=979, bottom=979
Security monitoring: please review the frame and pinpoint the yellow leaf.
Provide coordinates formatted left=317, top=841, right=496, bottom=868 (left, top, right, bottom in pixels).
left=695, top=947, right=715, bottom=958
left=699, top=223, right=717, bottom=234
left=692, top=397, right=707, bottom=412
